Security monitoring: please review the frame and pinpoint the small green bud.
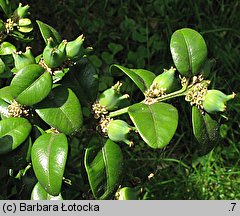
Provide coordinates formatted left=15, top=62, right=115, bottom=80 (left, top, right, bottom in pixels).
left=43, top=38, right=67, bottom=68
left=99, top=82, right=129, bottom=111
left=13, top=47, right=36, bottom=71
left=0, top=58, right=5, bottom=74
left=203, top=90, right=236, bottom=113
left=66, top=34, right=84, bottom=59
left=152, top=67, right=176, bottom=93
left=15, top=3, right=30, bottom=18
left=107, top=119, right=133, bottom=145
left=116, top=187, right=140, bottom=200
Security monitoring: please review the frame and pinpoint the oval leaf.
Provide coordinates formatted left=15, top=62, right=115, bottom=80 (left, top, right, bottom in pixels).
left=0, top=86, right=14, bottom=103
left=31, top=182, right=63, bottom=200
left=10, top=64, right=52, bottom=106
left=192, top=106, right=220, bottom=156
left=0, top=98, right=9, bottom=118
left=61, top=58, right=98, bottom=106
left=36, top=20, right=62, bottom=46
left=128, top=102, right=178, bottom=148
left=84, top=138, right=123, bottom=199
left=35, top=85, right=83, bottom=135
left=111, top=64, right=156, bottom=93
left=0, top=0, right=10, bottom=16
left=170, top=28, right=207, bottom=77
left=0, top=117, right=32, bottom=154
left=31, top=133, right=68, bottom=196
left=0, top=42, right=16, bottom=55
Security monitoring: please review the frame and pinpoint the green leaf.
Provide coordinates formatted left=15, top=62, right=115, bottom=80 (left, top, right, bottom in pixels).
left=170, top=28, right=207, bottom=77
left=192, top=106, right=220, bottom=156
left=31, top=182, right=63, bottom=200
left=11, top=30, right=33, bottom=43
left=108, top=43, right=123, bottom=56
left=0, top=0, right=10, bottom=16
left=0, top=98, right=9, bottom=118
left=0, top=117, right=32, bottom=154
left=10, top=64, right=52, bottom=106
left=0, top=42, right=16, bottom=55
left=61, top=58, right=98, bottom=106
left=128, top=102, right=178, bottom=148
left=111, top=64, right=156, bottom=93
left=0, top=86, right=14, bottom=103
left=31, top=133, right=68, bottom=196
left=36, top=20, right=61, bottom=46
left=84, top=138, right=123, bottom=199
left=0, top=137, right=32, bottom=169
left=88, top=55, right=102, bottom=68
left=101, top=52, right=113, bottom=65
left=35, top=85, right=83, bottom=135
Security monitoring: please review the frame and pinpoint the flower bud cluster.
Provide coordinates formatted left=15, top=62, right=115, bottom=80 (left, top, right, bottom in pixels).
left=5, top=19, right=16, bottom=33
left=185, top=80, right=210, bottom=110
left=144, top=67, right=176, bottom=105
left=185, top=75, right=236, bottom=114
left=7, top=100, right=29, bottom=117
left=92, top=102, right=108, bottom=119
left=92, top=82, right=133, bottom=146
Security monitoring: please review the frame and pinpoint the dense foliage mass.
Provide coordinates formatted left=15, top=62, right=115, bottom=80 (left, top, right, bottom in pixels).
left=0, top=0, right=239, bottom=200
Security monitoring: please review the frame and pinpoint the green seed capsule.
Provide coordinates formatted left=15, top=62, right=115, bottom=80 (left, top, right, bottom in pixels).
left=152, top=67, right=176, bottom=93
left=15, top=3, right=30, bottom=18
left=13, top=47, right=36, bottom=71
left=66, top=34, right=84, bottom=60
left=203, top=90, right=236, bottom=114
left=116, top=187, right=139, bottom=200
left=107, top=119, right=132, bottom=145
left=43, top=38, right=67, bottom=68
left=99, top=82, right=129, bottom=111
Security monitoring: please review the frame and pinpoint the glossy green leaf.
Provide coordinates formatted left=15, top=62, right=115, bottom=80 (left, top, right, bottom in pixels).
left=192, top=106, right=220, bottom=156
left=35, top=85, right=83, bottom=135
left=36, top=20, right=62, bottom=46
left=0, top=42, right=16, bottom=55
left=0, top=98, right=9, bottom=118
left=0, top=86, right=14, bottom=103
left=84, top=138, right=123, bottom=199
left=0, top=0, right=10, bottom=16
left=170, top=28, right=207, bottom=77
left=31, top=182, right=63, bottom=200
left=11, top=30, right=33, bottom=43
left=111, top=64, right=156, bottom=93
left=0, top=137, right=32, bottom=169
left=128, top=102, right=178, bottom=148
left=61, top=58, right=98, bottom=106
left=0, top=117, right=32, bottom=154
left=10, top=64, right=52, bottom=106
left=31, top=133, right=68, bottom=196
